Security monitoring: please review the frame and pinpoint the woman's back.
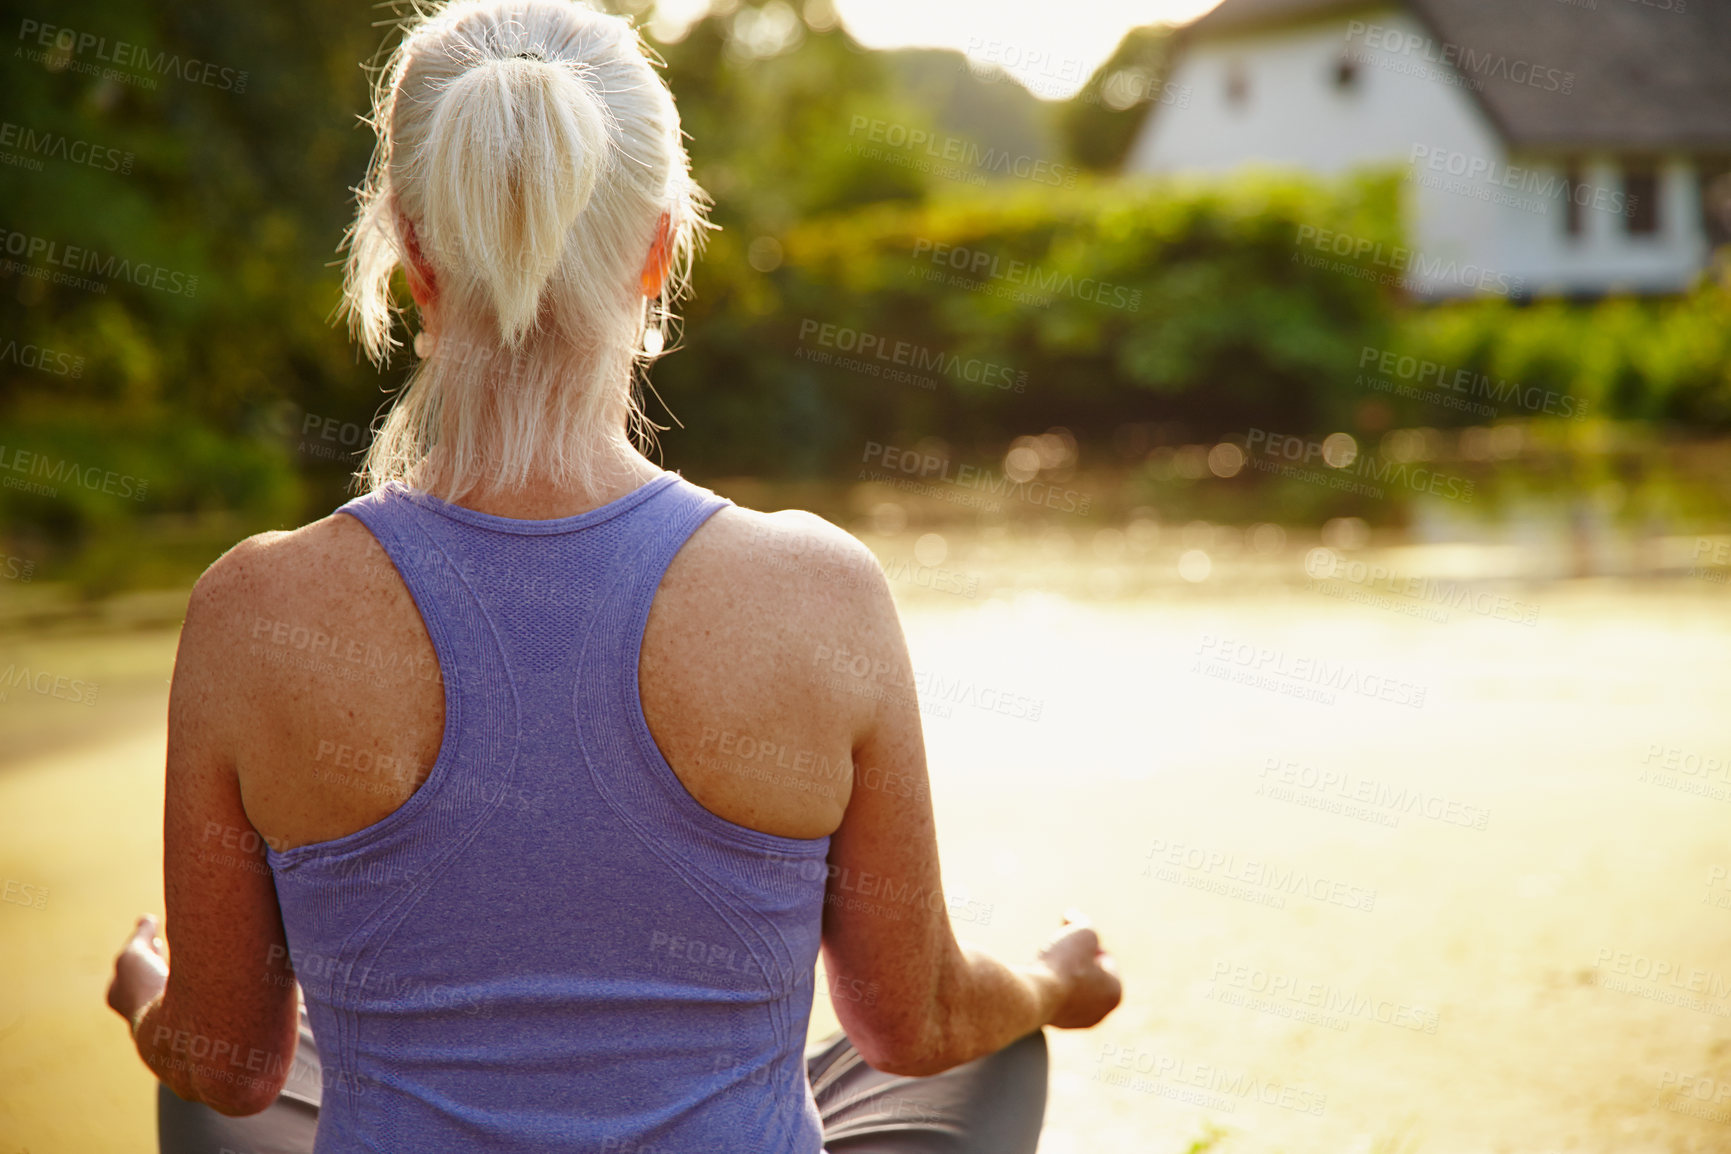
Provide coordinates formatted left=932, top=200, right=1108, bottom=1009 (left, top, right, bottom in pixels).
left=228, top=470, right=879, bottom=1151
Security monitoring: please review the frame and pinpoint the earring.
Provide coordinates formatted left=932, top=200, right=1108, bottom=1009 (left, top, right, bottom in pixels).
left=414, top=330, right=436, bottom=358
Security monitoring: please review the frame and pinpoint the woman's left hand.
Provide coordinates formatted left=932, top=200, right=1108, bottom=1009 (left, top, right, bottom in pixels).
left=106, top=914, right=170, bottom=1025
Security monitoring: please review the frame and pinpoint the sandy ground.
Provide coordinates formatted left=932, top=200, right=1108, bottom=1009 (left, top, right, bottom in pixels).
left=3, top=574, right=1730, bottom=1153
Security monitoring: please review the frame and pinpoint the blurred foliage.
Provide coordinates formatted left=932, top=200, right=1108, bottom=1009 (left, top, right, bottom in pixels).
left=656, top=169, right=1402, bottom=477
left=0, top=0, right=1727, bottom=593
left=1057, top=24, right=1176, bottom=172
left=0, top=0, right=401, bottom=567
left=1392, top=275, right=1731, bottom=426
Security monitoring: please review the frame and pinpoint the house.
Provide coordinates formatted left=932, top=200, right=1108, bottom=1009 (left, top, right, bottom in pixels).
left=1124, top=0, right=1731, bottom=299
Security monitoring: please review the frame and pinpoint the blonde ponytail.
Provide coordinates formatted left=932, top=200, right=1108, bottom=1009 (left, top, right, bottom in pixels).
left=338, top=0, right=712, bottom=502
left=419, top=54, right=612, bottom=347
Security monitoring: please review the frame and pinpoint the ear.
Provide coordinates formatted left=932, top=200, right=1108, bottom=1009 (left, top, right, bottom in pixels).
left=640, top=211, right=674, bottom=299
left=398, top=212, right=437, bottom=309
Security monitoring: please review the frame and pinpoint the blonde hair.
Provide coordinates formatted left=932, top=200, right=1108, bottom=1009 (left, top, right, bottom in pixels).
left=340, top=0, right=711, bottom=501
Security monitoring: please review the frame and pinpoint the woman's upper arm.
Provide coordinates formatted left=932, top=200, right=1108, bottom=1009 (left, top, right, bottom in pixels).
left=154, top=540, right=299, bottom=1107
left=813, top=543, right=967, bottom=1073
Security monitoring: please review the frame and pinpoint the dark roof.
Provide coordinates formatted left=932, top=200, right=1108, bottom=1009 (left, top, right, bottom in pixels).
left=1179, top=0, right=1731, bottom=151
left=1189, top=0, right=1378, bottom=38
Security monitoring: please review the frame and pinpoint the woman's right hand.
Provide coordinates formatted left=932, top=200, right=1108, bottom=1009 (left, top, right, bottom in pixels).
left=1036, top=910, right=1123, bottom=1030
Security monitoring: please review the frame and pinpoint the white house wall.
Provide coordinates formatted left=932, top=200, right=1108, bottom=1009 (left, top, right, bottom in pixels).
left=1127, top=8, right=1710, bottom=298
left=1497, top=155, right=1708, bottom=297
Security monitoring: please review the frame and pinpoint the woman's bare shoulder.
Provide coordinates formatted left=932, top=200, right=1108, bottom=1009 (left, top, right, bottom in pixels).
left=186, top=516, right=446, bottom=849
left=696, top=504, right=879, bottom=577
left=642, top=504, right=902, bottom=770
left=661, top=501, right=907, bottom=647
left=180, top=514, right=429, bottom=711
left=195, top=512, right=396, bottom=609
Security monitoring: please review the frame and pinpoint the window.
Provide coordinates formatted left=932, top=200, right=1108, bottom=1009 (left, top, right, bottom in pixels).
left=1624, top=160, right=1659, bottom=236
left=1334, top=56, right=1359, bottom=91
left=1225, top=59, right=1248, bottom=107
left=1703, top=166, right=1731, bottom=249
left=1562, top=158, right=1584, bottom=239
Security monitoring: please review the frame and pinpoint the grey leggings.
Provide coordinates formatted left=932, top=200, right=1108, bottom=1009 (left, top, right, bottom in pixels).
left=157, top=1012, right=1049, bottom=1153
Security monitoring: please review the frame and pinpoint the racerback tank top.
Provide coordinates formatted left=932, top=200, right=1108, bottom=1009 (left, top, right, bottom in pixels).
left=264, top=471, right=833, bottom=1153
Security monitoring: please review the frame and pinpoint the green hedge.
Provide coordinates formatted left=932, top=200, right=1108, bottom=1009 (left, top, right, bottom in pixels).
left=652, top=170, right=1404, bottom=475
left=1391, top=273, right=1731, bottom=427
left=0, top=397, right=303, bottom=592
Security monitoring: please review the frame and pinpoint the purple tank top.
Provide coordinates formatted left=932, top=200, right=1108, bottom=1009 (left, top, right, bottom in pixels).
left=264, top=472, right=833, bottom=1153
